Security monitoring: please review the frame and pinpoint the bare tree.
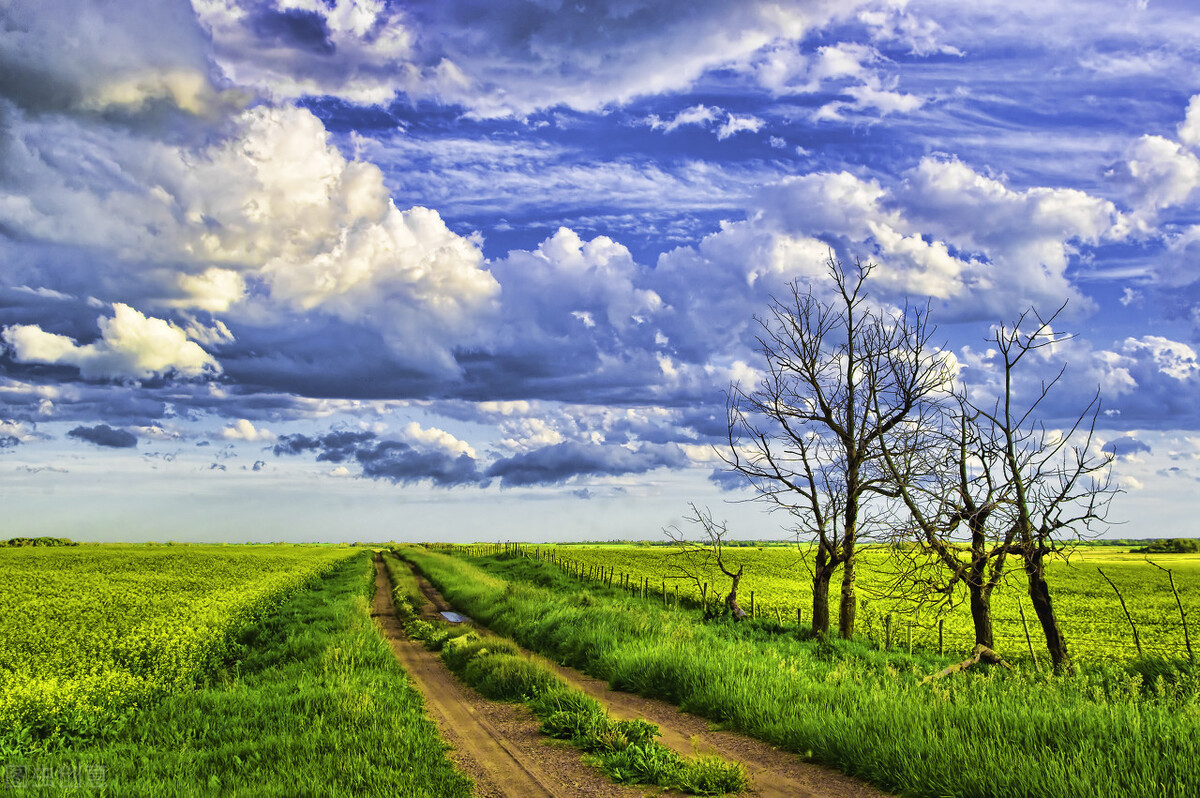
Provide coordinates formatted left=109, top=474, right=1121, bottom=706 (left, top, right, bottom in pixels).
left=663, top=504, right=748, bottom=620
left=724, top=255, right=953, bottom=638
left=973, top=307, right=1116, bottom=671
left=876, top=394, right=1018, bottom=650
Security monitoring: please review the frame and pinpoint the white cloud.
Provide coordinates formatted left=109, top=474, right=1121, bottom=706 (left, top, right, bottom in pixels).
left=1120, top=336, right=1200, bottom=381
left=1121, top=134, right=1200, bottom=227
left=0, top=103, right=499, bottom=377
left=717, top=113, right=765, bottom=140
left=2, top=303, right=219, bottom=381
left=1179, top=94, right=1200, bottom=147
left=192, top=0, right=869, bottom=117
left=221, top=419, right=275, bottom=442
left=402, top=421, right=475, bottom=459
left=644, top=104, right=720, bottom=133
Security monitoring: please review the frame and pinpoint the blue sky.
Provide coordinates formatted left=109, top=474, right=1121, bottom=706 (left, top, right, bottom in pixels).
left=2, top=0, right=1200, bottom=543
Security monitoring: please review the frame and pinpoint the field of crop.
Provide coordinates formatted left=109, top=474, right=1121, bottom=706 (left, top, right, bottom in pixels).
left=0, top=544, right=357, bottom=751
left=495, top=543, right=1200, bottom=664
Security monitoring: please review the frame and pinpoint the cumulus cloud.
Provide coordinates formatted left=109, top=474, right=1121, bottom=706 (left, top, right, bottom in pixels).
left=67, top=424, right=138, bottom=448
left=1179, top=94, right=1200, bottom=147
left=221, top=419, right=275, bottom=442
left=1119, top=135, right=1200, bottom=228
left=3, top=304, right=220, bottom=381
left=402, top=421, right=475, bottom=459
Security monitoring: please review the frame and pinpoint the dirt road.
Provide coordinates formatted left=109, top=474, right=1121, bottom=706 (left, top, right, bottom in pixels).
left=372, top=558, right=647, bottom=798
left=403, top=564, right=889, bottom=798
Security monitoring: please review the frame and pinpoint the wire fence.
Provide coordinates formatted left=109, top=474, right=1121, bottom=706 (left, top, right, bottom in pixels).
left=447, top=542, right=1196, bottom=663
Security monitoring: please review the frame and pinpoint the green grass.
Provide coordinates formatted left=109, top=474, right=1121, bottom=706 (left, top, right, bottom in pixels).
left=499, top=543, right=1200, bottom=663
left=0, top=552, right=473, bottom=797
left=389, top=552, right=748, bottom=795
left=402, top=546, right=1200, bottom=798
left=0, top=544, right=358, bottom=751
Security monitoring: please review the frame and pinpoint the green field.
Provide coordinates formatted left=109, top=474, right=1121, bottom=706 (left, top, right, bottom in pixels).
left=410, top=544, right=1200, bottom=798
left=494, top=543, right=1200, bottom=664
left=0, top=544, right=359, bottom=750
left=1, top=548, right=473, bottom=796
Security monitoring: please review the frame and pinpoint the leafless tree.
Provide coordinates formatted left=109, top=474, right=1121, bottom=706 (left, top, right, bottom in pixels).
left=876, top=393, right=1018, bottom=649
left=972, top=307, right=1117, bottom=671
left=663, top=504, right=748, bottom=620
left=723, top=255, right=954, bottom=638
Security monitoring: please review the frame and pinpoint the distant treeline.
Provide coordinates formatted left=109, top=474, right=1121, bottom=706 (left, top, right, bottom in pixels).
left=1129, top=538, right=1200, bottom=554
left=2, top=536, right=78, bottom=547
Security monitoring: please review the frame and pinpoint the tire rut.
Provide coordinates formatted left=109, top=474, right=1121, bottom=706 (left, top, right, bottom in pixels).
left=407, top=562, right=890, bottom=798
left=372, top=558, right=646, bottom=798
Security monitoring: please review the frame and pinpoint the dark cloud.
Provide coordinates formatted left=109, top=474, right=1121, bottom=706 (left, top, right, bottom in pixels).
left=272, top=430, right=376, bottom=462
left=0, top=435, right=18, bottom=449
left=271, top=427, right=485, bottom=487
left=251, top=8, right=334, bottom=54
left=355, top=440, right=486, bottom=488
left=251, top=460, right=265, bottom=471
left=485, top=441, right=688, bottom=488
left=708, top=468, right=748, bottom=492
left=1102, top=436, right=1152, bottom=458
left=67, top=424, right=137, bottom=448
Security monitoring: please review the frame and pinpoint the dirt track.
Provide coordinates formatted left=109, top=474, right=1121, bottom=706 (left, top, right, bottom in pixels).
left=372, top=558, right=646, bottom=797
left=396, top=561, right=889, bottom=798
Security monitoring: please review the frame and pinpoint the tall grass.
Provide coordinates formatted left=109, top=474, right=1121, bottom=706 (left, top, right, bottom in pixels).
left=1, top=552, right=473, bottom=797
left=400, top=546, right=1200, bottom=798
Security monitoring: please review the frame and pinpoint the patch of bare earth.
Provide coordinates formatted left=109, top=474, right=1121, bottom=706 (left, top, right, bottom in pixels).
left=407, top=564, right=891, bottom=798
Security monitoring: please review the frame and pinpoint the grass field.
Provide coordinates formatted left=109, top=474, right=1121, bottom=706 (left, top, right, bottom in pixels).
left=1, top=550, right=473, bottom=797
left=487, top=543, right=1200, bottom=664
left=406, top=544, right=1200, bottom=798
left=0, top=544, right=360, bottom=752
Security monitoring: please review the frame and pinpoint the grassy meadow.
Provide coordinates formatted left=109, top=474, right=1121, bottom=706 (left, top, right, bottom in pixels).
left=404, top=544, right=1200, bottom=798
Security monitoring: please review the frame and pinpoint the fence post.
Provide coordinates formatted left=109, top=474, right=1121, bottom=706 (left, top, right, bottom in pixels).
left=938, top=619, right=944, bottom=656
left=750, top=591, right=755, bottom=618
left=884, top=614, right=892, bottom=650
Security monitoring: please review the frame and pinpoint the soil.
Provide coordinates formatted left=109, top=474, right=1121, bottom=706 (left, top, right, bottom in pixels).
left=391, top=559, right=891, bottom=798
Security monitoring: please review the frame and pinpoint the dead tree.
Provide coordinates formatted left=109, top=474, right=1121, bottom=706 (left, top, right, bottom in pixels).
left=972, top=307, right=1116, bottom=672
left=663, top=504, right=748, bottom=620
left=724, top=255, right=953, bottom=638
left=876, top=394, right=1018, bottom=649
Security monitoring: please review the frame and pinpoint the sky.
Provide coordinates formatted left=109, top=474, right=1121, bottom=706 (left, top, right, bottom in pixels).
left=2, top=0, right=1200, bottom=543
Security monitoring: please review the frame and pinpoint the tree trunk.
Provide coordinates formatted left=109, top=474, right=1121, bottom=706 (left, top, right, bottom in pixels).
left=968, top=584, right=994, bottom=649
left=725, top=566, right=748, bottom=620
left=811, top=543, right=835, bottom=637
left=838, top=544, right=857, bottom=639
left=1025, top=554, right=1069, bottom=671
